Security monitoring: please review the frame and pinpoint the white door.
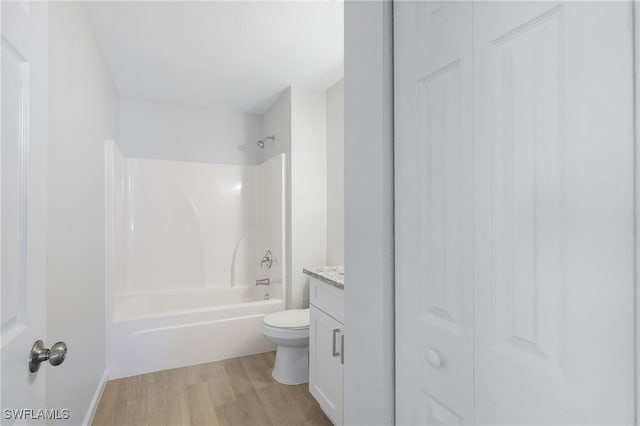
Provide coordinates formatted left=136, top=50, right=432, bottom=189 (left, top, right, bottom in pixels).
left=395, top=1, right=635, bottom=424
left=394, top=2, right=474, bottom=425
left=1, top=0, right=49, bottom=421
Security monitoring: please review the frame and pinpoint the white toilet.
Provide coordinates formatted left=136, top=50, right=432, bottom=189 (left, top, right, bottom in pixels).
left=262, top=309, right=310, bottom=385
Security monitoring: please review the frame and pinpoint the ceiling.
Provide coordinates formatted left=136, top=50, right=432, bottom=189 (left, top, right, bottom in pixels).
left=85, top=1, right=343, bottom=113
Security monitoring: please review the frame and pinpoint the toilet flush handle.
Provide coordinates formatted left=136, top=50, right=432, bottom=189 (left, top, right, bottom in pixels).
left=426, top=348, right=443, bottom=368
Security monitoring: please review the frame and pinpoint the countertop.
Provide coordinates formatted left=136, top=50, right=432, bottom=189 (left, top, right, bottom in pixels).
left=303, top=265, right=344, bottom=289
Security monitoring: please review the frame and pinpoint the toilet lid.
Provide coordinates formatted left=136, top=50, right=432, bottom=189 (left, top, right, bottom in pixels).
left=264, top=309, right=310, bottom=329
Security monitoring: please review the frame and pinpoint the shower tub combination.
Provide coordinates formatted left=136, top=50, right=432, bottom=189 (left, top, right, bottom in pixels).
left=105, top=141, right=286, bottom=379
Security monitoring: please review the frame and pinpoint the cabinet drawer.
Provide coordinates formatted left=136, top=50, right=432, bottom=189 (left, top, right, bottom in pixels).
left=309, top=277, right=344, bottom=323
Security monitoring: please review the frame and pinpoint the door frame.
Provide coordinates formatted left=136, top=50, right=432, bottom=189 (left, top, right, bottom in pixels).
left=634, top=1, right=639, bottom=424
left=343, top=1, right=395, bottom=425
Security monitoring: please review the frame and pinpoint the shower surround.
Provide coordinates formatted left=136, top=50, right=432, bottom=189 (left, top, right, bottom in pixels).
left=105, top=141, right=285, bottom=378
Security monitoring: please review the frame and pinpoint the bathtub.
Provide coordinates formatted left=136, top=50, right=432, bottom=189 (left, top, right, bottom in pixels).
left=107, top=285, right=285, bottom=379
left=105, top=142, right=288, bottom=379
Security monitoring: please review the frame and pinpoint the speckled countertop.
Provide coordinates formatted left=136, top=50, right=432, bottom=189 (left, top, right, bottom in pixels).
left=303, top=265, right=344, bottom=289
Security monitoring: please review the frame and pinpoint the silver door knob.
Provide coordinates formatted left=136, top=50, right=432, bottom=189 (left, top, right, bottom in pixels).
left=29, top=340, right=67, bottom=372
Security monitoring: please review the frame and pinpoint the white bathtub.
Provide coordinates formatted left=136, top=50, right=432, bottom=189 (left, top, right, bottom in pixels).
left=105, top=142, right=288, bottom=379
left=107, top=286, right=285, bottom=379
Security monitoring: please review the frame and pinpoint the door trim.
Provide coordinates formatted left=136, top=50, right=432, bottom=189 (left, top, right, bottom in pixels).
left=634, top=1, right=639, bottom=424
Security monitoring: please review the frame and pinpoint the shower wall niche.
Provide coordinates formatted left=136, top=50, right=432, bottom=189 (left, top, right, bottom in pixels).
left=106, top=141, right=285, bottom=310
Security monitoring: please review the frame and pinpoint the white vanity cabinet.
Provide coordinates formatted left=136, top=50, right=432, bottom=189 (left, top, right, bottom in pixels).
left=309, top=277, right=344, bottom=426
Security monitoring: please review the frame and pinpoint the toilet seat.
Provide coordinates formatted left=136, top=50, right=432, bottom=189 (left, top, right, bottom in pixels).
left=264, top=309, right=309, bottom=330
left=262, top=324, right=309, bottom=344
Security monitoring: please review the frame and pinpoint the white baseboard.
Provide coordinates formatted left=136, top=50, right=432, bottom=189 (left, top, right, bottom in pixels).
left=82, top=370, right=108, bottom=426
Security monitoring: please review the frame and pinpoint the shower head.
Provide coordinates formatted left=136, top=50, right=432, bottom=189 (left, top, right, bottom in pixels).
left=257, top=135, right=275, bottom=149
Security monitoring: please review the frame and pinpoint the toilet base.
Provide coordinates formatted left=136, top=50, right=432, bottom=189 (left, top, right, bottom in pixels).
left=271, top=345, right=309, bottom=385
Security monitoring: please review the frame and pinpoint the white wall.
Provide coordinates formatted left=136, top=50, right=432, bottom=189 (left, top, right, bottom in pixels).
left=260, top=88, right=328, bottom=309
left=118, top=85, right=330, bottom=310
left=256, top=154, right=286, bottom=292
left=258, top=89, right=292, bottom=164
left=260, top=89, right=293, bottom=305
left=118, top=97, right=262, bottom=164
left=344, top=1, right=395, bottom=425
left=290, top=89, right=328, bottom=308
left=108, top=147, right=285, bottom=297
left=326, top=79, right=344, bottom=265
left=47, top=2, right=118, bottom=423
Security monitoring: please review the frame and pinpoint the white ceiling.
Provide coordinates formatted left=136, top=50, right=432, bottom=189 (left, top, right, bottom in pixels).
left=85, top=1, right=343, bottom=113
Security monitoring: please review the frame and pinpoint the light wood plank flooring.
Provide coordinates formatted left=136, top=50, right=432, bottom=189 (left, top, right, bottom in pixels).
left=92, top=352, right=332, bottom=426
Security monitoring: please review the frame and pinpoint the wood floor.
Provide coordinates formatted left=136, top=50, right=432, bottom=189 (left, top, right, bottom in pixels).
left=92, top=352, right=332, bottom=426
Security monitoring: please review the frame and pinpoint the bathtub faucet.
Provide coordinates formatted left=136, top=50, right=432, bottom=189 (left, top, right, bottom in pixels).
left=260, top=250, right=273, bottom=269
left=256, top=278, right=270, bottom=286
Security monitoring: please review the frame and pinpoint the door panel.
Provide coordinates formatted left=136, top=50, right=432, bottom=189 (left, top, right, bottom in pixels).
left=395, top=2, right=474, bottom=425
left=1, top=1, right=48, bottom=421
left=2, top=35, right=28, bottom=334
left=473, top=2, right=634, bottom=424
left=489, top=5, right=564, bottom=375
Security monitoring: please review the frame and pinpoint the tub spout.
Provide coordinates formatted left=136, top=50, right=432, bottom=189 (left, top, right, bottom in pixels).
left=256, top=278, right=270, bottom=286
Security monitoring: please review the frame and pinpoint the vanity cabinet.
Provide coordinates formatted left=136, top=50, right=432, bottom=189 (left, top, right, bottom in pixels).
left=309, top=277, right=344, bottom=426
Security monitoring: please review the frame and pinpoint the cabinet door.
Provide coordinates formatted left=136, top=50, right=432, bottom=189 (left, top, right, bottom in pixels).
left=309, top=306, right=343, bottom=425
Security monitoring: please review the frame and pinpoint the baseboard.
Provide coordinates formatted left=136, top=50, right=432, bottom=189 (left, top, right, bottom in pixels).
left=82, top=370, right=108, bottom=426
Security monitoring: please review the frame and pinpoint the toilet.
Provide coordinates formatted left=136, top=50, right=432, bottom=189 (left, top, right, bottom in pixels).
left=262, top=309, right=310, bottom=385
